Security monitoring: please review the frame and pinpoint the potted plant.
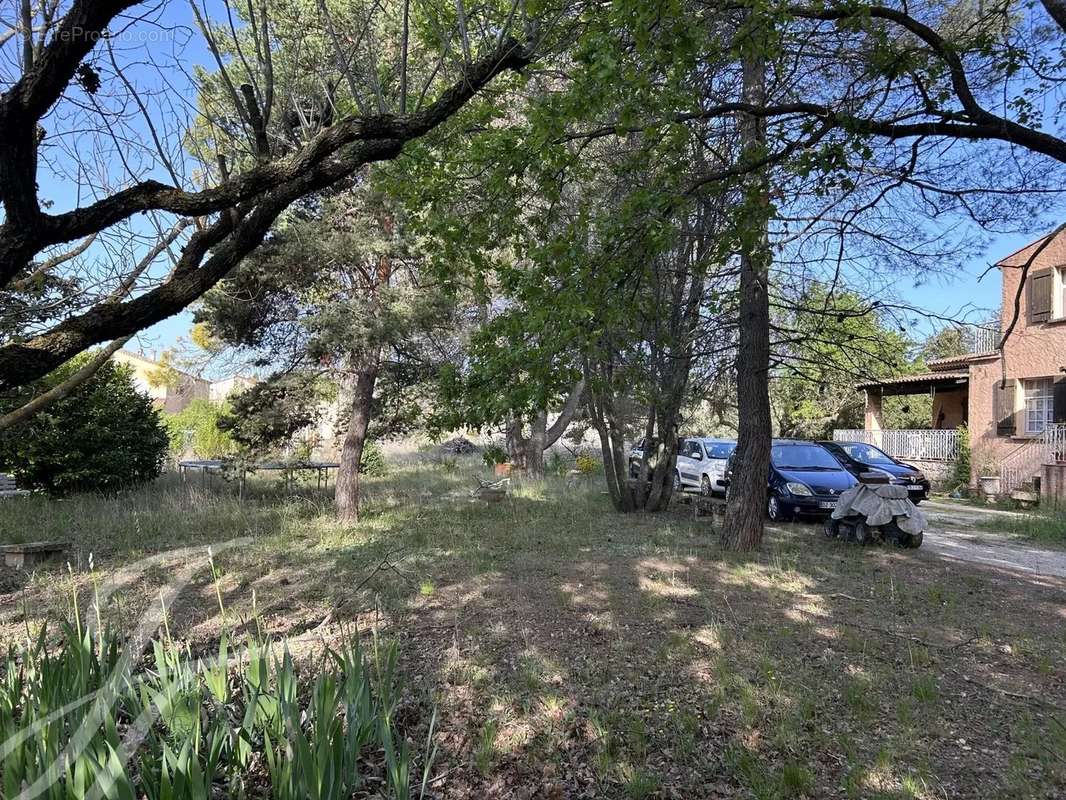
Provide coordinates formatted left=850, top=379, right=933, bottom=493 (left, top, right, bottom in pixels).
left=977, top=459, right=1001, bottom=500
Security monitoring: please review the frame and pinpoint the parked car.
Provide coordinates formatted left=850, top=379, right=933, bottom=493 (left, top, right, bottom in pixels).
left=677, top=437, right=737, bottom=495
left=818, top=440, right=931, bottom=503
left=628, top=437, right=661, bottom=477
left=630, top=437, right=737, bottom=495
left=725, top=440, right=858, bottom=521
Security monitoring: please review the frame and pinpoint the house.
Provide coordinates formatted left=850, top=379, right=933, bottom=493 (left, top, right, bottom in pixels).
left=112, top=350, right=253, bottom=414
left=838, top=230, right=1066, bottom=499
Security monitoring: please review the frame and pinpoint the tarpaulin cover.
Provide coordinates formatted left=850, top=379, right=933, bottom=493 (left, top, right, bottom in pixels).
left=831, top=483, right=926, bottom=535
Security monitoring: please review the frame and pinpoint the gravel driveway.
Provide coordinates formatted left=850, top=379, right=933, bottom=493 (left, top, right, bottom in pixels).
left=919, top=500, right=1066, bottom=579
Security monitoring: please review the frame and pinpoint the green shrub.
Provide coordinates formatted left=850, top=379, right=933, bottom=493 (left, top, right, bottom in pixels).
left=0, top=356, right=168, bottom=494
left=163, top=399, right=237, bottom=459
left=952, top=425, right=971, bottom=493
left=361, top=439, right=388, bottom=476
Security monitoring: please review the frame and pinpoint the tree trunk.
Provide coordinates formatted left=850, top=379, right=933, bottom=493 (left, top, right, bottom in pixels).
left=505, top=379, right=585, bottom=479
left=335, top=355, right=379, bottom=523
left=721, top=42, right=772, bottom=551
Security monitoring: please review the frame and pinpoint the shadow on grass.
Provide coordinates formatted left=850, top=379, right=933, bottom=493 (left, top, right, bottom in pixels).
left=4, top=465, right=1066, bottom=799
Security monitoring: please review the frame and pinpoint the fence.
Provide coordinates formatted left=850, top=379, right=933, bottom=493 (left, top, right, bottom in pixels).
left=832, top=429, right=961, bottom=462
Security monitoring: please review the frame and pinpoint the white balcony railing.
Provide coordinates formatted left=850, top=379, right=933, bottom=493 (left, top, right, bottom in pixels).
left=965, top=324, right=1000, bottom=355
left=833, top=429, right=961, bottom=462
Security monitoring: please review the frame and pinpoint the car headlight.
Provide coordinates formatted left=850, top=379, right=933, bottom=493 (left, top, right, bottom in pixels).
left=785, top=482, right=813, bottom=496
left=867, top=467, right=896, bottom=482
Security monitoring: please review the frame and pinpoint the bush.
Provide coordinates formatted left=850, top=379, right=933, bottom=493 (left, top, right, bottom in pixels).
left=952, top=425, right=971, bottom=493
left=360, top=439, right=388, bottom=476
left=0, top=357, right=168, bottom=494
left=576, top=452, right=599, bottom=474
left=163, top=399, right=237, bottom=459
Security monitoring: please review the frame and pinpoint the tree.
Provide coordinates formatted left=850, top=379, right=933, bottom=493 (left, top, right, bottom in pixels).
left=198, top=184, right=449, bottom=521
left=163, top=400, right=237, bottom=460
left=0, top=356, right=167, bottom=494
left=0, top=0, right=536, bottom=397
left=772, top=284, right=912, bottom=439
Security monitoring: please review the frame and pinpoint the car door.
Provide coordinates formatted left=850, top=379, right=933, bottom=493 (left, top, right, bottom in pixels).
left=678, top=440, right=703, bottom=486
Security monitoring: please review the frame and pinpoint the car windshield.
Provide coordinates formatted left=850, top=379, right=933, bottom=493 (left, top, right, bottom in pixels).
left=771, top=444, right=842, bottom=471
left=839, top=443, right=894, bottom=464
left=704, top=442, right=736, bottom=459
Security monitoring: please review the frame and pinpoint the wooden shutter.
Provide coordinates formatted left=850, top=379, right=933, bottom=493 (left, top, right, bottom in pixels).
left=1028, top=269, right=1053, bottom=324
left=1054, top=377, right=1066, bottom=424
left=994, top=380, right=1016, bottom=437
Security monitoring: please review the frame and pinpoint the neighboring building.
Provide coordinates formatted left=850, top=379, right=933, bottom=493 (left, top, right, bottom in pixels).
left=112, top=350, right=253, bottom=414
left=837, top=230, right=1066, bottom=497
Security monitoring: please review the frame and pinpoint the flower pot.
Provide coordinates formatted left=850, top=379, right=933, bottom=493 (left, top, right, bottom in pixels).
left=978, top=475, right=1001, bottom=499
left=494, top=462, right=513, bottom=477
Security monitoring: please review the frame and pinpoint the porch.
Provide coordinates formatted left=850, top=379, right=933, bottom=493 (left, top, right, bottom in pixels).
left=856, top=370, right=970, bottom=436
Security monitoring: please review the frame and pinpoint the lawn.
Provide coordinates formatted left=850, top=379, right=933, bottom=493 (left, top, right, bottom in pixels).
left=2, top=461, right=1065, bottom=798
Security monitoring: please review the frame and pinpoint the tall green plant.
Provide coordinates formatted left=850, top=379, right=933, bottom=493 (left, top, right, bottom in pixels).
left=1, top=623, right=436, bottom=800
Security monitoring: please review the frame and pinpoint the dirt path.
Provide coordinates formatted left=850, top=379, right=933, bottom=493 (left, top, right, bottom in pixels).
left=920, top=500, right=1066, bottom=578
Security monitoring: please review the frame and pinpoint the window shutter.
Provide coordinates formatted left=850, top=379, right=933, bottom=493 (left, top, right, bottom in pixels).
left=1054, top=377, right=1066, bottom=424
left=994, top=381, right=1016, bottom=436
left=1028, top=270, right=1053, bottom=324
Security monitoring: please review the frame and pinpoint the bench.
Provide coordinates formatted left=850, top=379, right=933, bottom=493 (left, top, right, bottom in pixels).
left=0, top=473, right=28, bottom=498
left=0, top=541, right=66, bottom=569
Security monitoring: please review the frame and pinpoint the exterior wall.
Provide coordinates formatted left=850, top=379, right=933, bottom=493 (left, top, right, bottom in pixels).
left=1042, top=463, right=1066, bottom=509
left=931, top=388, right=967, bottom=429
left=967, top=357, right=1019, bottom=480
left=904, top=459, right=955, bottom=489
left=113, top=351, right=210, bottom=413
left=999, top=255, right=1066, bottom=388
left=208, top=376, right=256, bottom=402
left=963, top=233, right=1066, bottom=483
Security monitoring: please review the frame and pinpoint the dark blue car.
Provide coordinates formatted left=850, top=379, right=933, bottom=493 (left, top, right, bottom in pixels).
left=818, top=440, right=931, bottom=503
left=764, top=440, right=858, bottom=521
left=725, top=440, right=859, bottom=520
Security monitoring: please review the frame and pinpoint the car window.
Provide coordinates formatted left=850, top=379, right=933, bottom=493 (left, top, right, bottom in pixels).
left=840, top=443, right=894, bottom=464
left=688, top=441, right=703, bottom=458
left=771, top=444, right=842, bottom=470
left=704, top=442, right=736, bottom=459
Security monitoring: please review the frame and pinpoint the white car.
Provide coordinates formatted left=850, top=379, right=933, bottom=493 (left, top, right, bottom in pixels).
left=675, top=437, right=737, bottom=495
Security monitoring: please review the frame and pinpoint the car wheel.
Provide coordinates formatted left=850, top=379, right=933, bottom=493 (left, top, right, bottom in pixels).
left=853, top=520, right=871, bottom=545
left=701, top=475, right=712, bottom=496
left=767, top=494, right=790, bottom=522
left=907, top=531, right=923, bottom=549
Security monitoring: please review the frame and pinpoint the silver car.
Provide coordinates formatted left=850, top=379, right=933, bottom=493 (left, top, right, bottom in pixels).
left=676, top=437, right=737, bottom=495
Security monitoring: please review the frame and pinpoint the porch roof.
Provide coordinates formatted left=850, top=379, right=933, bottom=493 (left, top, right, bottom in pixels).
left=856, top=371, right=968, bottom=396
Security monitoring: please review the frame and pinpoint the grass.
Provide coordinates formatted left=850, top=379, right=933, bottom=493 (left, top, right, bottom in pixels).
left=975, top=508, right=1066, bottom=544
left=1, top=457, right=1065, bottom=798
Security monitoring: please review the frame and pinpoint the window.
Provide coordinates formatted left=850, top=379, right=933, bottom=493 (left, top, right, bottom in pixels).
left=704, top=442, right=736, bottom=459
left=1059, top=267, right=1066, bottom=319
left=770, top=445, right=843, bottom=471
left=1024, top=379, right=1054, bottom=435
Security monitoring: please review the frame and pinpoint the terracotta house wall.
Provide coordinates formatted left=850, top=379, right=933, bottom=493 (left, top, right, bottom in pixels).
left=964, top=233, right=1066, bottom=480
left=931, top=388, right=967, bottom=429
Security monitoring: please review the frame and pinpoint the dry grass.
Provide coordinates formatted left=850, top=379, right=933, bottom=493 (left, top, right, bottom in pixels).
left=2, top=460, right=1065, bottom=798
